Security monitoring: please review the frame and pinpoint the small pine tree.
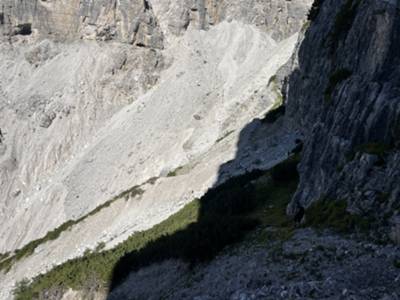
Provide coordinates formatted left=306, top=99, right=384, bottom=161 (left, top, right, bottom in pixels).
left=13, top=279, right=30, bottom=297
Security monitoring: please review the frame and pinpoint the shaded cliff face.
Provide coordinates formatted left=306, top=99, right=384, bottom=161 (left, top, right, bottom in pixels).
left=286, top=0, right=400, bottom=221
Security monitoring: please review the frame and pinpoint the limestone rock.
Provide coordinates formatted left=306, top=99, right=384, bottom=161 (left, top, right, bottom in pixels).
left=285, top=0, right=400, bottom=223
left=0, top=1, right=312, bottom=298
left=108, top=229, right=400, bottom=300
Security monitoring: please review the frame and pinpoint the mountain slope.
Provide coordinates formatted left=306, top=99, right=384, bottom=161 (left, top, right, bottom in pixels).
left=0, top=1, right=312, bottom=299
left=1, top=0, right=399, bottom=299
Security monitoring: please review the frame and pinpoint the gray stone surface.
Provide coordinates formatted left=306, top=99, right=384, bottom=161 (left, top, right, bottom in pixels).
left=285, top=0, right=400, bottom=230
left=0, top=0, right=164, bottom=47
left=108, top=228, right=400, bottom=300
left=0, top=0, right=312, bottom=44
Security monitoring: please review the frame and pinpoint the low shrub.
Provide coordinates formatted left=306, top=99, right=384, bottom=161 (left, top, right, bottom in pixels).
left=305, top=199, right=371, bottom=233
left=355, top=143, right=392, bottom=156
left=167, top=166, right=184, bottom=177
left=1, top=186, right=144, bottom=273
left=15, top=23, right=32, bottom=36
left=394, top=259, right=400, bottom=269
left=13, top=279, right=30, bottom=297
left=216, top=130, right=234, bottom=143
left=0, top=252, right=9, bottom=261
left=346, top=142, right=392, bottom=161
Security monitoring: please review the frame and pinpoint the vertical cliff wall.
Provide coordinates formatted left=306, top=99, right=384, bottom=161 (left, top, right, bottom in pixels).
left=286, top=0, right=400, bottom=222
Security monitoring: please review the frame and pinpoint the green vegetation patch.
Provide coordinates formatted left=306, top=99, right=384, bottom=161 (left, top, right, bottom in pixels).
left=305, top=199, right=371, bottom=233
left=15, top=156, right=301, bottom=299
left=324, top=68, right=352, bottom=103
left=216, top=130, right=234, bottom=143
left=393, top=259, right=400, bottom=269
left=14, top=199, right=201, bottom=300
left=0, top=186, right=144, bottom=274
left=167, top=167, right=182, bottom=177
left=267, top=75, right=278, bottom=86
left=346, top=142, right=392, bottom=162
left=261, top=74, right=286, bottom=124
left=269, top=75, right=284, bottom=104
left=355, top=143, right=392, bottom=156
left=15, top=23, right=32, bottom=36
left=0, top=252, right=10, bottom=261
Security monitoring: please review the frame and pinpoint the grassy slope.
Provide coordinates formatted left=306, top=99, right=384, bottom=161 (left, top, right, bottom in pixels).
left=14, top=156, right=300, bottom=300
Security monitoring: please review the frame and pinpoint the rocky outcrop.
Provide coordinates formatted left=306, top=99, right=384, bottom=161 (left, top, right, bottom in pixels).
left=0, top=0, right=312, bottom=45
left=0, top=0, right=164, bottom=48
left=286, top=0, right=400, bottom=227
left=108, top=228, right=400, bottom=300
left=148, top=0, right=313, bottom=42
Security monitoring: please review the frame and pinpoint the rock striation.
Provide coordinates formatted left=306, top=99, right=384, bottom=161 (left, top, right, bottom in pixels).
left=1, top=0, right=164, bottom=47
left=1, top=0, right=312, bottom=44
left=285, top=0, right=400, bottom=227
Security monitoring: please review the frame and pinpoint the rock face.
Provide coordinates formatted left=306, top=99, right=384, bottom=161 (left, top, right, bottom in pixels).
left=1, top=0, right=164, bottom=47
left=286, top=0, right=400, bottom=224
left=1, top=0, right=312, bottom=44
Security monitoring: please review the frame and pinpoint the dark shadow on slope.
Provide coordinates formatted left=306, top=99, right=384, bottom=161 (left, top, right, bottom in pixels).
left=106, top=117, right=301, bottom=294
left=106, top=0, right=400, bottom=294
